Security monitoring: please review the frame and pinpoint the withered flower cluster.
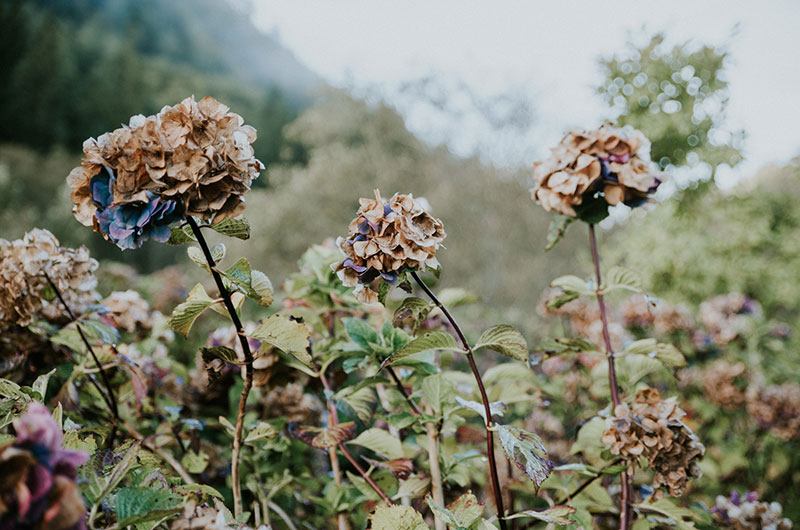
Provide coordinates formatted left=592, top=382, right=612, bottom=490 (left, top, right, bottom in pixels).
left=699, top=293, right=762, bottom=346
left=0, top=403, right=88, bottom=530
left=333, top=189, right=445, bottom=304
left=100, top=290, right=153, bottom=334
left=170, top=499, right=241, bottom=530
left=711, top=490, right=793, bottom=529
left=620, top=295, right=694, bottom=336
left=701, top=360, right=748, bottom=409
left=68, top=96, right=263, bottom=249
left=602, top=388, right=705, bottom=499
left=538, top=288, right=628, bottom=352
left=0, top=229, right=98, bottom=329
left=745, top=383, right=800, bottom=441
left=531, top=123, right=661, bottom=218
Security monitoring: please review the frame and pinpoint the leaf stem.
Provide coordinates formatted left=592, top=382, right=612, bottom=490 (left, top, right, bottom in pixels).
left=186, top=216, right=254, bottom=519
left=386, top=366, right=423, bottom=416
left=588, top=224, right=632, bottom=530
left=410, top=271, right=508, bottom=530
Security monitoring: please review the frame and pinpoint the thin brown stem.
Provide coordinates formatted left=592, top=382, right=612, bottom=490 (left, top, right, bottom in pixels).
left=186, top=216, right=254, bottom=519
left=319, top=369, right=392, bottom=505
left=588, top=224, right=632, bottom=530
left=44, top=272, right=119, bottom=445
left=410, top=271, right=508, bottom=530
left=386, top=366, right=423, bottom=416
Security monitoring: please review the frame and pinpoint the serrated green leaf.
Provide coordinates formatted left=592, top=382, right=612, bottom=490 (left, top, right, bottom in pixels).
left=0, top=379, right=29, bottom=401
left=343, top=317, right=382, bottom=351
left=166, top=224, right=196, bottom=245
left=78, top=319, right=120, bottom=345
left=534, top=337, right=597, bottom=355
left=115, top=487, right=184, bottom=526
left=455, top=396, right=506, bottom=423
left=381, top=331, right=462, bottom=368
left=207, top=217, right=250, bottom=240
left=181, top=450, right=209, bottom=474
left=604, top=266, right=642, bottom=293
left=506, top=505, right=576, bottom=525
left=244, top=421, right=279, bottom=443
left=551, top=275, right=593, bottom=295
left=474, top=325, right=529, bottom=362
left=427, top=491, right=484, bottom=529
left=168, top=284, right=214, bottom=337
left=621, top=339, right=686, bottom=368
left=201, top=346, right=240, bottom=365
left=250, top=270, right=273, bottom=306
left=348, top=428, right=404, bottom=460
left=369, top=505, right=428, bottom=530
left=634, top=499, right=698, bottom=530
left=336, top=386, right=376, bottom=425
left=250, top=315, right=311, bottom=366
left=393, top=297, right=433, bottom=331
left=187, top=243, right=225, bottom=270
left=546, top=214, right=576, bottom=251
left=496, top=424, right=553, bottom=488
left=421, top=373, right=455, bottom=416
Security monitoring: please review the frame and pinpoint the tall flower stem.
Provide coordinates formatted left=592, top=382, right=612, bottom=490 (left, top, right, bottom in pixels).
left=44, top=272, right=119, bottom=443
left=588, top=224, right=632, bottom=530
left=410, top=271, right=508, bottom=530
left=185, top=216, right=254, bottom=519
left=319, top=369, right=392, bottom=505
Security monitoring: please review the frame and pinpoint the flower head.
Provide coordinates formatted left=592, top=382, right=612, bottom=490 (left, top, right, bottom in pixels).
left=531, top=123, right=662, bottom=220
left=333, top=189, right=446, bottom=304
left=68, top=96, right=263, bottom=249
left=711, top=490, right=793, bottom=529
left=0, top=229, right=98, bottom=330
left=0, top=403, right=88, bottom=530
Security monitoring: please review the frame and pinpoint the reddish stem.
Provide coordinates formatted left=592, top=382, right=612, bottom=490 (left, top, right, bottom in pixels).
left=588, top=224, right=632, bottom=530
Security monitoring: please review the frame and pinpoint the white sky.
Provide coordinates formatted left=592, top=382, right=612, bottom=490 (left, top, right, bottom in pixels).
left=252, top=1, right=800, bottom=183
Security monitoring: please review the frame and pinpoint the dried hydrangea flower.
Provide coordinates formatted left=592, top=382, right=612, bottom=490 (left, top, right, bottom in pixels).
left=0, top=403, right=88, bottom=530
left=602, top=388, right=705, bottom=499
left=538, top=288, right=629, bottom=352
left=333, top=189, right=446, bottom=304
left=261, top=382, right=324, bottom=424
left=620, top=295, right=694, bottom=336
left=99, top=290, right=154, bottom=334
left=700, top=360, right=748, bottom=409
left=531, top=123, right=661, bottom=219
left=67, top=96, right=263, bottom=249
left=745, top=383, right=800, bottom=441
left=699, top=293, right=762, bottom=346
left=711, top=490, right=793, bottom=529
left=0, top=229, right=98, bottom=330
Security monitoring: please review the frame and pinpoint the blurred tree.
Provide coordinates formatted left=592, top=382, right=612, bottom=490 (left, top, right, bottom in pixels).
left=598, top=33, right=744, bottom=188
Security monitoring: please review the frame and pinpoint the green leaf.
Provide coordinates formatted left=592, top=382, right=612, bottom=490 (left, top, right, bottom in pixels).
left=335, top=386, right=376, bottom=425
left=347, top=469, right=399, bottom=502
left=166, top=224, right=196, bottom=245
left=506, top=505, right=576, bottom=525
left=78, top=319, right=120, bottom=345
left=343, top=318, right=382, bottom=351
left=250, top=315, right=311, bottom=366
left=187, top=243, right=225, bottom=269
left=381, top=331, right=462, bottom=369
left=634, top=498, right=698, bottom=530
left=574, top=196, right=610, bottom=224
left=168, top=284, right=214, bottom=337
left=348, top=428, right=404, bottom=460
left=455, top=396, right=506, bottom=423
left=534, top=337, right=597, bottom=356
left=244, top=421, right=278, bottom=443
left=546, top=214, right=576, bottom=251
left=427, top=491, right=484, bottom=529
left=621, top=339, right=686, bottom=368
left=0, top=379, right=29, bottom=401
left=437, top=288, right=480, bottom=308
left=393, top=297, right=433, bottom=331
left=250, top=270, right=273, bottom=306
left=421, top=373, right=455, bottom=416
left=31, top=369, right=55, bottom=401
left=474, top=325, right=528, bottom=362
left=368, top=505, right=428, bottom=530
left=604, top=266, right=642, bottom=293
left=181, top=450, right=209, bottom=474
left=201, top=346, right=240, bottom=365
left=115, top=487, right=184, bottom=526
left=222, top=258, right=273, bottom=306
left=496, top=424, right=553, bottom=488
left=551, top=275, right=593, bottom=295
left=207, top=217, right=250, bottom=240
left=87, top=440, right=141, bottom=505
left=546, top=290, right=580, bottom=309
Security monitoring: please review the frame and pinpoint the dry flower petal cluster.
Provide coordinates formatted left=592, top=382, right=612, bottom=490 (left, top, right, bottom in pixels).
left=67, top=96, right=263, bottom=248
left=539, top=288, right=629, bottom=352
left=531, top=123, right=661, bottom=217
left=0, top=229, right=98, bottom=329
left=620, top=295, right=694, bottom=335
left=711, top=490, right=793, bottom=529
left=699, top=293, right=762, bottom=346
left=261, top=382, right=323, bottom=425
left=745, top=383, right=800, bottom=441
left=100, top=290, right=153, bottom=334
left=701, top=360, right=748, bottom=409
left=333, top=189, right=445, bottom=303
left=0, top=403, right=88, bottom=530
left=602, top=388, right=705, bottom=499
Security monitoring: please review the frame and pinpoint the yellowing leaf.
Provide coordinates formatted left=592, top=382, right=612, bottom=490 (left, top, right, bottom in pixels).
left=368, top=505, right=428, bottom=530
left=474, top=325, right=529, bottom=362
left=250, top=315, right=311, bottom=366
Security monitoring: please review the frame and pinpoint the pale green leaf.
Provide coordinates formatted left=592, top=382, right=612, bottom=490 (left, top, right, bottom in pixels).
left=166, top=224, right=196, bottom=245
left=474, top=325, right=529, bottom=362
left=381, top=331, right=462, bottom=368
left=496, top=424, right=553, bottom=488
left=551, top=275, right=593, bottom=295
left=244, top=421, right=279, bottom=443
left=546, top=214, right=576, bottom=251
left=32, top=369, right=56, bottom=401
left=180, top=450, right=209, bottom=474
left=208, top=217, right=250, bottom=240
left=368, top=505, right=428, bottom=530
left=455, top=396, right=506, bottom=423
left=348, top=428, right=404, bottom=460
left=505, top=505, right=576, bottom=525
left=634, top=499, right=698, bottom=530
left=421, top=373, right=455, bottom=416
left=604, top=266, right=642, bottom=293
left=250, top=315, right=311, bottom=366
left=168, top=284, right=214, bottom=337
left=622, top=339, right=686, bottom=368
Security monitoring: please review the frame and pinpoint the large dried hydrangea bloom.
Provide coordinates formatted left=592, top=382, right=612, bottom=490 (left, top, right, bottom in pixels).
left=531, top=123, right=661, bottom=218
left=0, top=403, right=88, bottom=530
left=711, top=491, right=793, bottom=530
left=100, top=290, right=153, bottom=334
left=0, top=229, right=98, bottom=329
left=700, top=360, right=748, bottom=409
left=620, top=295, right=694, bottom=336
left=67, top=96, right=263, bottom=249
left=745, top=383, right=800, bottom=441
left=602, top=388, right=705, bottom=499
left=333, top=189, right=446, bottom=304
left=699, top=293, right=762, bottom=346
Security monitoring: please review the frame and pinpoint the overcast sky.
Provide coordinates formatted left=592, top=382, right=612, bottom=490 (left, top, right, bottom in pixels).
left=252, top=1, right=800, bottom=184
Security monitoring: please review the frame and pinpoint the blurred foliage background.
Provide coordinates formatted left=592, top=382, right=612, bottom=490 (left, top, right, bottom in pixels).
left=1, top=0, right=798, bottom=518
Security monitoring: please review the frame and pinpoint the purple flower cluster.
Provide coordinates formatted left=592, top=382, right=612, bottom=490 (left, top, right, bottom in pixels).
left=0, top=403, right=88, bottom=530
left=91, top=167, right=183, bottom=250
